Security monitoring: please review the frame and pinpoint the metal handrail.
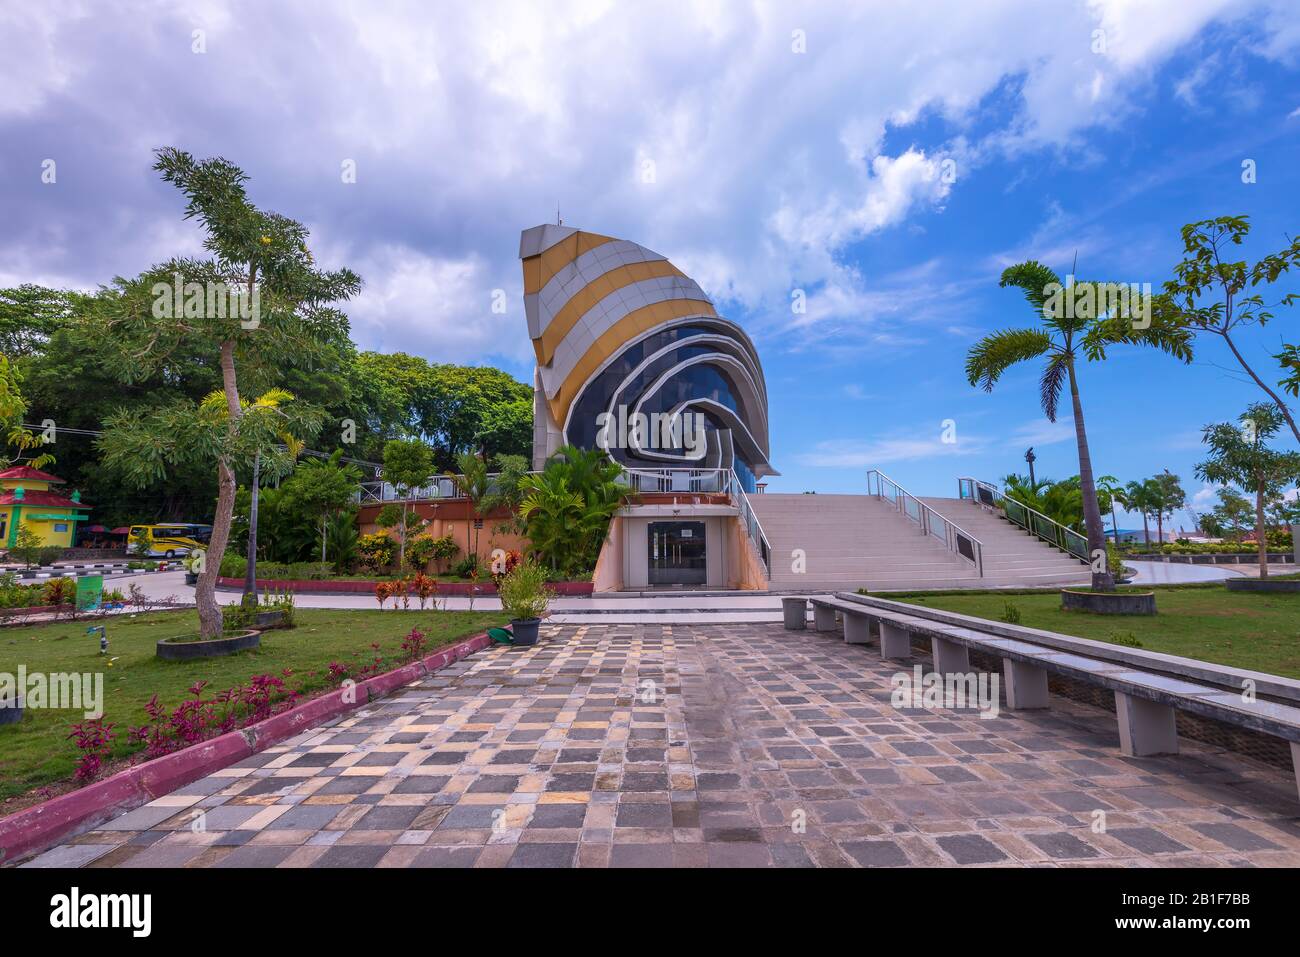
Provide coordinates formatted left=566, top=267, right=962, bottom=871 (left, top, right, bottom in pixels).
left=866, top=468, right=983, bottom=575
left=618, top=467, right=728, bottom=494
left=728, top=469, right=772, bottom=574
left=957, top=477, right=1089, bottom=563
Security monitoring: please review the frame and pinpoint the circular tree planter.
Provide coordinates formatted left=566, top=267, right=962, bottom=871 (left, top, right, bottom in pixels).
left=509, top=618, right=541, bottom=647
left=1060, top=589, right=1156, bottom=615
left=156, top=629, right=262, bottom=661
left=1226, top=578, right=1300, bottom=594
left=0, top=692, right=22, bottom=726
left=254, top=610, right=288, bottom=629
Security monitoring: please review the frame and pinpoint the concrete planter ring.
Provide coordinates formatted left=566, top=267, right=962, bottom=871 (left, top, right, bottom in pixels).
left=1060, top=589, right=1156, bottom=615
left=0, top=691, right=22, bottom=726
left=156, top=629, right=262, bottom=661
left=1226, top=578, right=1300, bottom=594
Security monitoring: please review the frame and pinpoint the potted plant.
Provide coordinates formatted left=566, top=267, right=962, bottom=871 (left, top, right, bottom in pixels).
left=182, top=551, right=203, bottom=585
left=497, top=559, right=552, bottom=647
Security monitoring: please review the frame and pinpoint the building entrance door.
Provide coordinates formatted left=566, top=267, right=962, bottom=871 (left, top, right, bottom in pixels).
left=647, top=521, right=707, bottom=585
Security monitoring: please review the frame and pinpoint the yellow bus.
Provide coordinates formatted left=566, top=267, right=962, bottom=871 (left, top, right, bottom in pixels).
left=126, top=524, right=207, bottom=558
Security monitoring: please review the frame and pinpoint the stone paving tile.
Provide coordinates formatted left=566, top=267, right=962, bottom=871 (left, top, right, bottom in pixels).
left=25, top=622, right=1300, bottom=868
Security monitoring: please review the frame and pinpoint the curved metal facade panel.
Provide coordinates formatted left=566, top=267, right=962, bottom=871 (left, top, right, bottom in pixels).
left=521, top=224, right=776, bottom=485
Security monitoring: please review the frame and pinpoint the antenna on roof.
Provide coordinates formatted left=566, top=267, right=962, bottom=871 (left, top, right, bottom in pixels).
left=557, top=204, right=562, bottom=226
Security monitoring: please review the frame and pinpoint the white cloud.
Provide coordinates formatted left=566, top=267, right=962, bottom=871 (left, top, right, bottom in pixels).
left=3, top=0, right=1299, bottom=369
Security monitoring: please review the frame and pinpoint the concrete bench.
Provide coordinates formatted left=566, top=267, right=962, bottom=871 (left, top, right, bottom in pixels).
left=788, top=593, right=1300, bottom=799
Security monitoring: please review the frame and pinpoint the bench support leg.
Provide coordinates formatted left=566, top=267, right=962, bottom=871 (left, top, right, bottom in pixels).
left=930, top=635, right=970, bottom=675
left=813, top=604, right=838, bottom=633
left=1002, top=659, right=1050, bottom=710
left=843, top=613, right=872, bottom=645
left=1114, top=691, right=1178, bottom=757
left=782, top=598, right=807, bottom=631
left=879, top=622, right=911, bottom=659
left=1292, top=742, right=1300, bottom=803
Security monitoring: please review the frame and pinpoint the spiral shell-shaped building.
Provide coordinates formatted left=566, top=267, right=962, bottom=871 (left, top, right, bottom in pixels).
left=520, top=224, right=776, bottom=490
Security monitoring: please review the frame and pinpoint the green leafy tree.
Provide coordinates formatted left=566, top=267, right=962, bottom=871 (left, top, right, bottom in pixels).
left=1207, top=487, right=1254, bottom=540
left=0, top=285, right=84, bottom=359
left=1162, top=216, right=1300, bottom=444
left=967, top=261, right=1193, bottom=589
left=1146, top=470, right=1186, bottom=544
left=11, top=525, right=43, bottom=568
left=382, top=438, right=434, bottom=569
left=92, top=148, right=359, bottom=639
left=280, top=450, right=362, bottom=562
left=1195, top=403, right=1300, bottom=577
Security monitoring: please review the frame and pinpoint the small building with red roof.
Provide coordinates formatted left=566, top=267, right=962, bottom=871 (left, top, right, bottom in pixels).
left=0, top=465, right=91, bottom=550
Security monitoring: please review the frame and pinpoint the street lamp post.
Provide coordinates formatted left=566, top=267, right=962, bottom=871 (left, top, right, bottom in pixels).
left=1024, top=447, right=1036, bottom=488
left=242, top=452, right=260, bottom=608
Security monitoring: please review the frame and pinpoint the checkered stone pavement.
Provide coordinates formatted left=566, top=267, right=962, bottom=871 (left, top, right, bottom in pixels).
left=22, top=623, right=1300, bottom=868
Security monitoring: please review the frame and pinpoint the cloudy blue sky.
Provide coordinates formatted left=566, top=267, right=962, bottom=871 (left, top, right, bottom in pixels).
left=3, top=0, right=1299, bottom=530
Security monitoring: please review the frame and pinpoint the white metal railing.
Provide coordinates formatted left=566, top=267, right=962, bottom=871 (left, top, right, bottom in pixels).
left=867, top=468, right=984, bottom=575
left=958, top=477, right=1089, bottom=563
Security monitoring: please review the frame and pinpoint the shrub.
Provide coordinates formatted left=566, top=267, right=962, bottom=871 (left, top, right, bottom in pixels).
left=452, top=553, right=479, bottom=579
left=41, top=577, right=75, bottom=607
left=37, top=545, right=65, bottom=566
left=219, top=553, right=248, bottom=578
left=498, top=559, right=552, bottom=621
left=411, top=572, right=438, bottom=610
left=401, top=627, right=427, bottom=662
left=405, top=534, right=436, bottom=571
left=1110, top=631, right=1143, bottom=648
left=430, top=535, right=460, bottom=572
left=128, top=675, right=298, bottom=759
left=67, top=719, right=116, bottom=783
left=1000, top=601, right=1021, bottom=624
left=358, top=533, right=395, bottom=573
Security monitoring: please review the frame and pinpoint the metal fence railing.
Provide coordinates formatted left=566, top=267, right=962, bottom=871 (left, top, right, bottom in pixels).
left=867, top=469, right=983, bottom=575
left=958, top=477, right=1089, bottom=563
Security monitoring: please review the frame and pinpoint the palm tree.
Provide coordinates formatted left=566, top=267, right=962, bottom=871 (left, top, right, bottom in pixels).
left=518, top=445, right=632, bottom=575
left=967, top=262, right=1193, bottom=589
left=1096, top=474, right=1122, bottom=543
left=1121, top=479, right=1154, bottom=548
left=454, top=451, right=491, bottom=570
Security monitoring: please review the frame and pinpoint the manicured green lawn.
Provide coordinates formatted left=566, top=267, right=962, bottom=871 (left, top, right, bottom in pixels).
left=889, top=585, right=1300, bottom=679
left=0, top=608, right=506, bottom=804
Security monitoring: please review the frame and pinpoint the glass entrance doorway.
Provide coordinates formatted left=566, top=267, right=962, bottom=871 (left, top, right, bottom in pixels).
left=648, top=521, right=707, bottom=585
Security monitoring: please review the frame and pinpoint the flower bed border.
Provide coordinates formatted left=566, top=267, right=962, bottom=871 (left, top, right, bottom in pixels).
left=0, top=630, right=492, bottom=866
left=215, top=576, right=593, bottom=596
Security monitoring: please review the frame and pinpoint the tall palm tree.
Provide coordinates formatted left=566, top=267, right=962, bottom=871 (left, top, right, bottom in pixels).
left=1121, top=479, right=1154, bottom=548
left=967, top=262, right=1193, bottom=589
left=1096, top=474, right=1122, bottom=543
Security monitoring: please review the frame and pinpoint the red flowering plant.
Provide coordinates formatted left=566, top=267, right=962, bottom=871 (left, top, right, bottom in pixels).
left=401, top=627, right=427, bottom=662
left=128, top=672, right=299, bottom=759
left=67, top=718, right=116, bottom=782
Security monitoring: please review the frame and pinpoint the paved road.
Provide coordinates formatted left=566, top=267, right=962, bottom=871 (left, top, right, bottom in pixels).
left=23, top=622, right=1300, bottom=868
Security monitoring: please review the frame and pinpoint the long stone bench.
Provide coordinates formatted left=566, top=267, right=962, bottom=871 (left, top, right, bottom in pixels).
left=789, top=593, right=1300, bottom=800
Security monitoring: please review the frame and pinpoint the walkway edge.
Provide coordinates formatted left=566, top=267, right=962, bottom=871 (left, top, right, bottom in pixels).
left=0, top=631, right=492, bottom=866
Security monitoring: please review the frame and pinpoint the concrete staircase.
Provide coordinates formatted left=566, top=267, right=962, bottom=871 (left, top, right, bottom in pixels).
left=748, top=492, right=1088, bottom=591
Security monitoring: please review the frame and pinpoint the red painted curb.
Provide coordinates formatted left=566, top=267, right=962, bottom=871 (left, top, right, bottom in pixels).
left=214, top=576, right=594, bottom=596
left=0, top=631, right=492, bottom=866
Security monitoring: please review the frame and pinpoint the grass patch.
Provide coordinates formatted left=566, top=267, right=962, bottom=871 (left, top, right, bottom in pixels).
left=0, top=607, right=506, bottom=804
left=888, top=586, right=1300, bottom=679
